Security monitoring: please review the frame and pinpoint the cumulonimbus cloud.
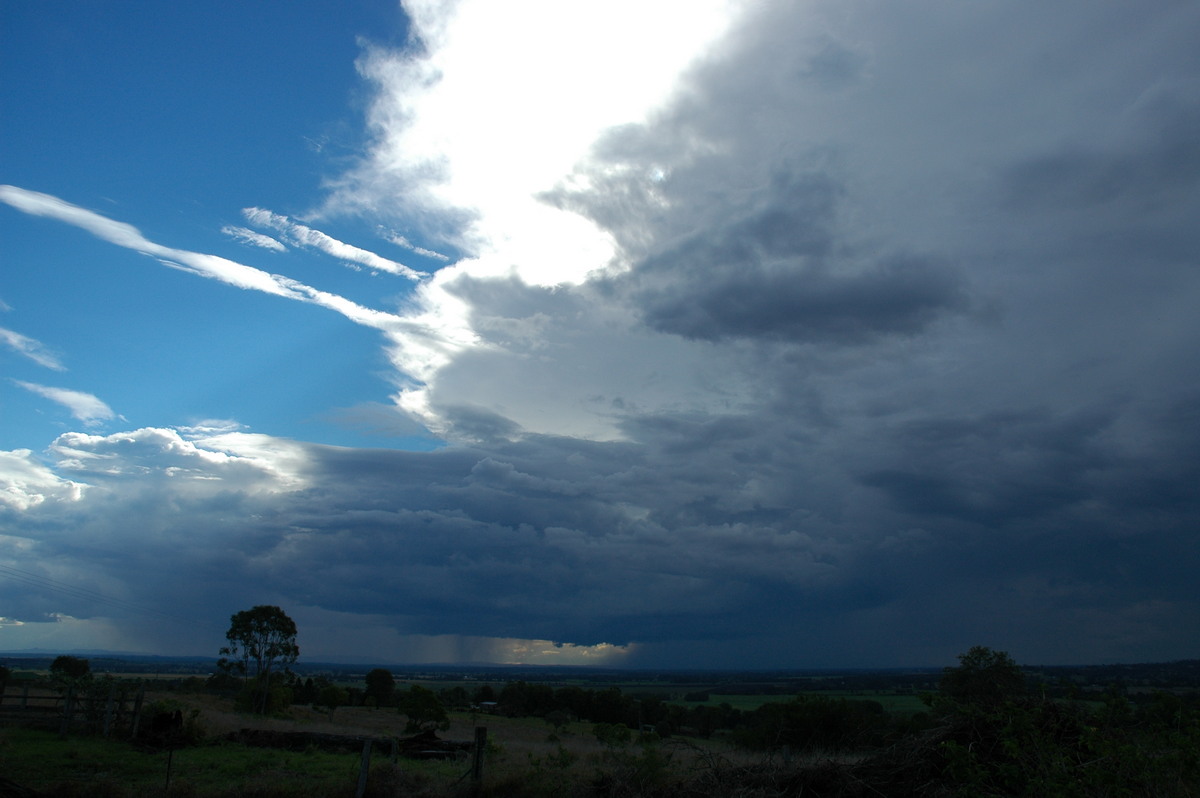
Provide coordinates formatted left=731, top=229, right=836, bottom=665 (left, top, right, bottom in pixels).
left=323, top=0, right=750, bottom=287
left=3, top=0, right=1199, bottom=668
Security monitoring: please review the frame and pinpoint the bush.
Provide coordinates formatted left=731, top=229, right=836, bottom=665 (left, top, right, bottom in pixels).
left=396, top=685, right=449, bottom=733
left=592, top=722, right=632, bottom=748
left=735, top=696, right=890, bottom=752
left=234, top=679, right=293, bottom=716
left=140, top=698, right=206, bottom=746
left=591, top=735, right=674, bottom=797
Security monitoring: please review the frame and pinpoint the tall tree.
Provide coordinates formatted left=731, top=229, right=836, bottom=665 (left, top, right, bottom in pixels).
left=364, top=668, right=395, bottom=707
left=50, top=655, right=91, bottom=681
left=218, top=605, right=299, bottom=714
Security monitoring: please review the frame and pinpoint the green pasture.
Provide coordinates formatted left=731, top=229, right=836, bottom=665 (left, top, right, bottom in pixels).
left=0, top=727, right=456, bottom=797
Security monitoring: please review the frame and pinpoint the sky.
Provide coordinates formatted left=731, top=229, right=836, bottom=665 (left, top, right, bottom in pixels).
left=1, top=1, right=1198, bottom=670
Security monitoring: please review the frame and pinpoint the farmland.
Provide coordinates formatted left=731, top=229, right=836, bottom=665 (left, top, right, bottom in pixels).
left=1, top=653, right=1197, bottom=796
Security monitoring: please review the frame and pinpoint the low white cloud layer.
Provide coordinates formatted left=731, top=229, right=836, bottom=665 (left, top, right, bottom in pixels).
left=47, top=427, right=309, bottom=492
left=0, top=449, right=87, bottom=510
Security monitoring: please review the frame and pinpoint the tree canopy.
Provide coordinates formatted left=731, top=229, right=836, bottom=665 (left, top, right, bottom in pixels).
left=364, top=668, right=395, bottom=707
left=397, top=684, right=449, bottom=733
left=939, top=645, right=1026, bottom=707
left=50, top=655, right=91, bottom=681
left=218, top=605, right=299, bottom=714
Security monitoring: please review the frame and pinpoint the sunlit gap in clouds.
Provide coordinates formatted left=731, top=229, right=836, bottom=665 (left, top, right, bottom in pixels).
left=381, top=635, right=635, bottom=667
left=295, top=606, right=636, bottom=666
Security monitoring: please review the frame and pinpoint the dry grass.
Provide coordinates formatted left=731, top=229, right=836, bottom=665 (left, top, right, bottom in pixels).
left=155, top=690, right=409, bottom=738
left=149, top=691, right=623, bottom=763
left=5, top=691, right=876, bottom=797
left=147, top=692, right=786, bottom=795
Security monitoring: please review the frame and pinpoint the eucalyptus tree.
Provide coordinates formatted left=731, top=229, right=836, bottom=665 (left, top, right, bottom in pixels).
left=218, top=605, right=299, bottom=714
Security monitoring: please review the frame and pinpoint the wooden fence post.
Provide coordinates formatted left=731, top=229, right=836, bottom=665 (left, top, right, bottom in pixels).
left=131, top=685, right=145, bottom=739
left=59, top=686, right=75, bottom=738
left=472, top=726, right=488, bottom=787
left=103, top=683, right=116, bottom=737
left=165, top=747, right=175, bottom=795
left=355, top=738, right=373, bottom=798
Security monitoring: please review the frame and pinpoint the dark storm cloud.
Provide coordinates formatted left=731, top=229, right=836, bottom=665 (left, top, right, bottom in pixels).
left=553, top=160, right=968, bottom=344
left=1002, top=89, right=1200, bottom=213
left=615, top=168, right=966, bottom=344
left=0, top=423, right=852, bottom=648
left=859, top=409, right=1111, bottom=525
left=5, top=366, right=1199, bottom=664
left=639, top=253, right=966, bottom=344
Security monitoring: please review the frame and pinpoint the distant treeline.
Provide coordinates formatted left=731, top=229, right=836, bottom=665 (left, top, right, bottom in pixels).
left=5, top=653, right=1198, bottom=690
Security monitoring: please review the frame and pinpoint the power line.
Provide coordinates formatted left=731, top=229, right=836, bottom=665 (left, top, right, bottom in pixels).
left=0, top=562, right=209, bottom=628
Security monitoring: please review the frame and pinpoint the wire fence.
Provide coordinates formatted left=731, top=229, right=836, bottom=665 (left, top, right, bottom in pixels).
left=0, top=680, right=148, bottom=738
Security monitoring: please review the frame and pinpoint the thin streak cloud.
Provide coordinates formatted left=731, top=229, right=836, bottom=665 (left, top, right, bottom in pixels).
left=243, top=207, right=426, bottom=279
left=0, top=185, right=403, bottom=333
left=14, top=381, right=116, bottom=426
left=0, top=327, right=65, bottom=371
left=221, top=225, right=287, bottom=252
left=380, top=229, right=450, bottom=261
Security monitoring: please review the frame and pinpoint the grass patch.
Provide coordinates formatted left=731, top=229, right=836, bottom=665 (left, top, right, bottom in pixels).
left=0, top=728, right=455, bottom=797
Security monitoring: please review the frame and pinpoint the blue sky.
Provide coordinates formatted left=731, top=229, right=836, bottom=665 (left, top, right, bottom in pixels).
left=2, top=1, right=1199, bottom=668
left=1, top=1, right=438, bottom=451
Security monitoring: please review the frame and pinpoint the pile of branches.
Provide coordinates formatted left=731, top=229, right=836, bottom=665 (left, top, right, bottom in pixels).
left=395, top=728, right=473, bottom=760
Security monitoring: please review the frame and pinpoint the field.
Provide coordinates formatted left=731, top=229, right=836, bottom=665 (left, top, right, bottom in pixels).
left=0, top=690, right=761, bottom=797
left=3, top=657, right=1196, bottom=796
left=0, top=727, right=397, bottom=797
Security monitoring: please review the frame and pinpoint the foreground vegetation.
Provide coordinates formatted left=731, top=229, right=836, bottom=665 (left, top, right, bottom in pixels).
left=1, top=647, right=1197, bottom=796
